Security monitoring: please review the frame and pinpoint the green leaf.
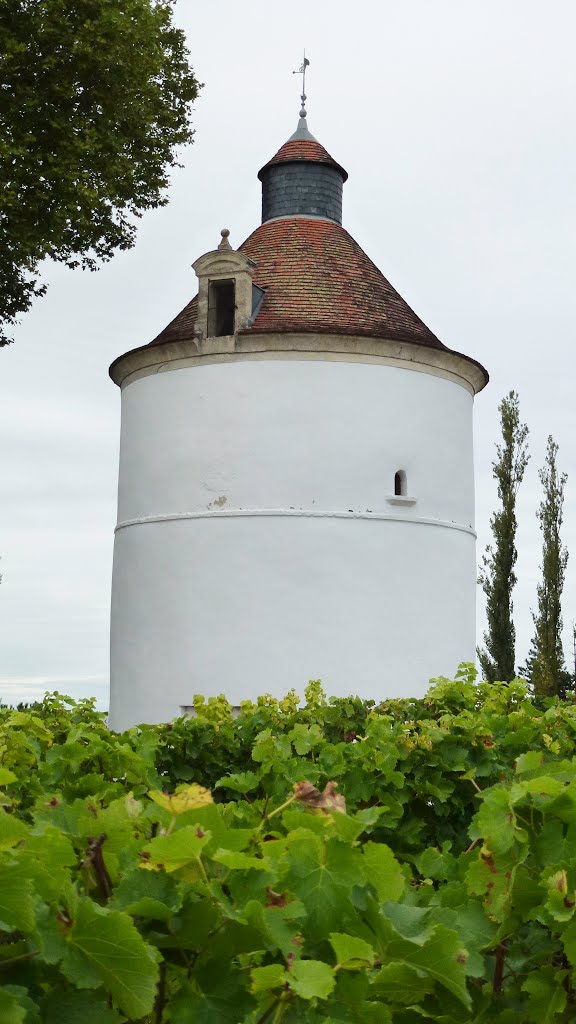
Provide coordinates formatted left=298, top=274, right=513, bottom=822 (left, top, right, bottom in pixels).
left=214, top=771, right=260, bottom=793
left=465, top=845, right=523, bottom=923
left=415, top=845, right=457, bottom=881
left=241, top=898, right=306, bottom=956
left=289, top=724, right=323, bottom=755
left=288, top=959, right=335, bottom=1000
left=212, top=849, right=270, bottom=871
left=0, top=810, right=28, bottom=850
left=371, top=962, right=435, bottom=1004
left=329, top=932, right=375, bottom=969
left=11, top=826, right=76, bottom=903
left=281, top=830, right=360, bottom=939
left=469, top=787, right=525, bottom=854
left=362, top=842, right=405, bottom=901
left=143, top=825, right=211, bottom=872
left=174, top=805, right=254, bottom=856
left=427, top=899, right=496, bottom=977
left=561, top=918, right=576, bottom=967
left=42, top=990, right=122, bottom=1024
left=0, top=769, right=17, bottom=786
left=386, top=925, right=471, bottom=1008
left=0, top=987, right=27, bottom=1024
left=522, top=966, right=567, bottom=1022
left=111, top=868, right=184, bottom=920
left=0, top=868, right=35, bottom=933
left=515, top=751, right=544, bottom=774
left=543, top=869, right=576, bottom=922
left=61, top=898, right=160, bottom=1019
left=250, top=963, right=287, bottom=993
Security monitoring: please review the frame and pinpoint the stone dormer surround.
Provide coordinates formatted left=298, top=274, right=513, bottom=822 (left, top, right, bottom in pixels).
left=191, top=230, right=256, bottom=343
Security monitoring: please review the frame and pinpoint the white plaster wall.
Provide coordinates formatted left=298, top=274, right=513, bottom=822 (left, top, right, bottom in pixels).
left=109, top=358, right=476, bottom=730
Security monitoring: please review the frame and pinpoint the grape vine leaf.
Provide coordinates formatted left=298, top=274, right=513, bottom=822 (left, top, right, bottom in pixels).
left=281, top=829, right=360, bottom=938
left=521, top=966, right=567, bottom=1022
left=0, top=810, right=28, bottom=849
left=0, top=987, right=27, bottom=1024
left=329, top=932, right=376, bottom=969
left=111, top=867, right=184, bottom=920
left=214, top=771, right=260, bottom=793
left=371, top=962, right=435, bottom=1004
left=287, top=959, right=335, bottom=1000
left=0, top=869, right=35, bottom=932
left=60, top=898, right=160, bottom=1018
left=385, top=924, right=471, bottom=1008
left=42, top=990, right=122, bottom=1024
left=362, top=842, right=405, bottom=902
left=148, top=783, right=213, bottom=815
left=142, top=825, right=211, bottom=873
left=250, top=963, right=287, bottom=993
left=468, top=787, right=525, bottom=854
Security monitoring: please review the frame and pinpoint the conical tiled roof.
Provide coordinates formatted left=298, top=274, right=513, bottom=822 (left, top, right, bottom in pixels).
left=139, top=119, right=487, bottom=389
left=151, top=217, right=444, bottom=349
left=258, top=125, right=348, bottom=182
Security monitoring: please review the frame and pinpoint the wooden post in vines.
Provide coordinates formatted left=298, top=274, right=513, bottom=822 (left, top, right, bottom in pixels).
left=524, top=436, right=569, bottom=697
left=478, top=391, right=529, bottom=682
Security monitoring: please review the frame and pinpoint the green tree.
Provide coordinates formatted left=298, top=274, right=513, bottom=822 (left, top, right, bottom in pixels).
left=522, top=436, right=569, bottom=698
left=0, top=0, right=199, bottom=345
left=478, top=391, right=529, bottom=682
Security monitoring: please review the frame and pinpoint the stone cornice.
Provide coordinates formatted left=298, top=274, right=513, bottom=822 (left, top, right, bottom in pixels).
left=109, top=332, right=488, bottom=395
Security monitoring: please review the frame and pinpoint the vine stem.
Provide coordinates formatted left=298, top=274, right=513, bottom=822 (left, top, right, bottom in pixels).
left=265, top=793, right=297, bottom=821
left=255, top=998, right=280, bottom=1024
left=195, top=854, right=209, bottom=884
left=493, top=942, right=506, bottom=994
left=0, top=951, right=38, bottom=969
left=154, top=961, right=167, bottom=1024
left=271, top=999, right=287, bottom=1023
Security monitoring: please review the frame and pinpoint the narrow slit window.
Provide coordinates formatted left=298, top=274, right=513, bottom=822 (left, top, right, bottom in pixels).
left=208, top=279, right=235, bottom=337
left=394, top=470, right=407, bottom=496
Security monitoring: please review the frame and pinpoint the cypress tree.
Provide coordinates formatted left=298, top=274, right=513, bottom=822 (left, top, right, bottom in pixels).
left=522, top=437, right=569, bottom=697
left=478, top=391, right=529, bottom=682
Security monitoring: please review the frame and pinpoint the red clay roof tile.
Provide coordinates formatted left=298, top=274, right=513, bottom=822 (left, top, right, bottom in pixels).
left=258, top=137, right=348, bottom=181
left=151, top=217, right=444, bottom=350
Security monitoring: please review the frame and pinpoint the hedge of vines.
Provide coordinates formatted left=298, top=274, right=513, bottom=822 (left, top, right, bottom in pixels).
left=2, top=665, right=576, bottom=1021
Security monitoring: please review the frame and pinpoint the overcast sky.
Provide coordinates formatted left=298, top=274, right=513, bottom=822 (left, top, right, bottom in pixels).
left=2, top=0, right=575, bottom=709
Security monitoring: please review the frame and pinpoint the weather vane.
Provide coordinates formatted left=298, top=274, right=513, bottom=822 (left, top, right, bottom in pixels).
left=293, top=50, right=310, bottom=119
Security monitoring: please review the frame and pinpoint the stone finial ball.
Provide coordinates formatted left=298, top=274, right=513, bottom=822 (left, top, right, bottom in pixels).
left=221, top=228, right=230, bottom=239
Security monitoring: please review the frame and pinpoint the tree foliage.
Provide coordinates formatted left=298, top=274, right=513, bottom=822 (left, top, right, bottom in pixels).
left=523, top=436, right=569, bottom=697
left=4, top=672, right=576, bottom=1020
left=478, top=391, right=529, bottom=682
left=0, top=0, right=199, bottom=345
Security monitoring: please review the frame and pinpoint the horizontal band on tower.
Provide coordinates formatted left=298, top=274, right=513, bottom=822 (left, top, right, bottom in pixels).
left=114, top=508, right=476, bottom=537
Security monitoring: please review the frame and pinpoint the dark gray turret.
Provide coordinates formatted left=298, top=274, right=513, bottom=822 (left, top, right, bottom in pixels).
left=257, top=116, right=348, bottom=225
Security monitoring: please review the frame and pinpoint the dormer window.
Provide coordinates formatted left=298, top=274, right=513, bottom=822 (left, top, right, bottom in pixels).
left=192, top=230, right=256, bottom=344
left=208, top=279, right=235, bottom=337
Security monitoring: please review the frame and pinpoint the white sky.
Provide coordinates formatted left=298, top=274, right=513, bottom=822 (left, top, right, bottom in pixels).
left=2, top=0, right=576, bottom=709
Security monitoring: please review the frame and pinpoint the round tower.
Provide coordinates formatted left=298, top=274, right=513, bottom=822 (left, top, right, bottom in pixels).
left=108, top=112, right=488, bottom=730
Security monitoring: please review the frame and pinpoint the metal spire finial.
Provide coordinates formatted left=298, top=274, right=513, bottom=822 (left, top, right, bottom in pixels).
left=292, top=50, right=310, bottom=119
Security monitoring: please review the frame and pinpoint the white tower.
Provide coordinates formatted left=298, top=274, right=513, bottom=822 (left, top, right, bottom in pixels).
left=108, top=112, right=488, bottom=731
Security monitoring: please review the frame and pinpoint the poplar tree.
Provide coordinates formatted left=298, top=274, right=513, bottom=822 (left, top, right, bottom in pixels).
left=522, top=437, right=569, bottom=697
left=478, top=391, right=529, bottom=682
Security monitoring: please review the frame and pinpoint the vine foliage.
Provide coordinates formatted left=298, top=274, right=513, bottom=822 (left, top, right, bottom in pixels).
left=2, top=668, right=576, bottom=1021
